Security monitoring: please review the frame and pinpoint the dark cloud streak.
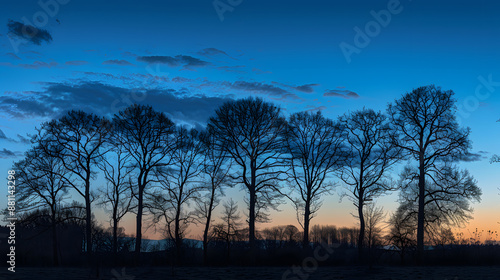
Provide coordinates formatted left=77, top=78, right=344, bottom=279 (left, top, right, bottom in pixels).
left=65, top=60, right=89, bottom=66
left=230, top=81, right=289, bottom=96
left=197, top=48, right=233, bottom=59
left=0, top=81, right=231, bottom=127
left=323, top=89, right=360, bottom=99
left=7, top=20, right=53, bottom=45
left=295, top=83, right=319, bottom=93
left=102, top=59, right=134, bottom=66
left=136, top=55, right=210, bottom=69
left=0, top=148, right=22, bottom=159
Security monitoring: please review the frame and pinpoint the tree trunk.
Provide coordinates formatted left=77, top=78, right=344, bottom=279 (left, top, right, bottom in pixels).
left=51, top=210, right=59, bottom=266
left=303, top=198, right=311, bottom=249
left=202, top=187, right=216, bottom=265
left=358, top=163, right=365, bottom=262
left=113, top=217, right=118, bottom=255
left=248, top=188, right=257, bottom=265
left=358, top=197, right=365, bottom=262
left=417, top=152, right=426, bottom=264
left=226, top=238, right=231, bottom=264
left=248, top=190, right=256, bottom=247
left=135, top=184, right=144, bottom=262
left=247, top=162, right=257, bottom=265
left=85, top=180, right=92, bottom=260
left=249, top=162, right=256, bottom=250
left=175, top=200, right=182, bottom=263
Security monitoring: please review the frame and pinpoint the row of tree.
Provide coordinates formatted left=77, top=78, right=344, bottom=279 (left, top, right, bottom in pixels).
left=9, top=84, right=481, bottom=265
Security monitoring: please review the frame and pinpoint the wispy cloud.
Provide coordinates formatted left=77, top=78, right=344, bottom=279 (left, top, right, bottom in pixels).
left=273, top=82, right=319, bottom=93
left=197, top=48, right=233, bottom=59
left=65, top=60, right=89, bottom=66
left=323, top=89, right=360, bottom=99
left=306, top=106, right=327, bottom=111
left=16, top=134, right=31, bottom=144
left=23, top=51, right=43, bottom=59
left=0, top=148, right=21, bottom=159
left=294, top=83, right=320, bottom=93
left=18, top=61, right=58, bottom=69
left=7, top=20, right=53, bottom=45
left=230, top=81, right=289, bottom=96
left=0, top=129, right=31, bottom=144
left=0, top=129, right=7, bottom=140
left=0, top=81, right=232, bottom=127
left=6, top=53, right=21, bottom=60
left=459, top=151, right=489, bottom=162
left=102, top=59, right=134, bottom=66
left=218, top=65, right=246, bottom=73
left=252, top=68, right=272, bottom=75
left=136, top=55, right=211, bottom=69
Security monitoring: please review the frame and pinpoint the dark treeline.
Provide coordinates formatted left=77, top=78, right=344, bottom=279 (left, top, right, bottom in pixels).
left=2, top=84, right=487, bottom=267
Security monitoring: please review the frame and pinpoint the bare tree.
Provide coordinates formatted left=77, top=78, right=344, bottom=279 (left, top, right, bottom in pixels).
left=207, top=97, right=287, bottom=249
left=113, top=104, right=176, bottom=260
left=434, top=227, right=456, bottom=246
left=387, top=85, right=472, bottom=262
left=338, top=108, right=399, bottom=257
left=397, top=164, right=481, bottom=240
left=97, top=124, right=133, bottom=255
left=310, top=225, right=337, bottom=244
left=262, top=225, right=287, bottom=248
left=212, top=198, right=242, bottom=261
left=149, top=126, right=203, bottom=259
left=283, top=224, right=300, bottom=244
left=36, top=110, right=110, bottom=257
left=364, top=204, right=386, bottom=250
left=363, top=203, right=386, bottom=266
left=193, top=130, right=232, bottom=264
left=385, top=205, right=417, bottom=265
left=284, top=111, right=344, bottom=248
left=12, top=144, right=71, bottom=265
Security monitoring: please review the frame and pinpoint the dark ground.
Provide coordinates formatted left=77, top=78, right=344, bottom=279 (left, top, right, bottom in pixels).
left=1, top=266, right=500, bottom=280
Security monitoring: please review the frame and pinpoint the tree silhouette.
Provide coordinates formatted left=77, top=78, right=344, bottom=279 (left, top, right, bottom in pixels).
left=150, top=126, right=203, bottom=260
left=194, top=130, right=233, bottom=265
left=284, top=111, right=344, bottom=248
left=338, top=108, right=399, bottom=258
left=387, top=85, right=472, bottom=263
left=386, top=205, right=417, bottom=265
left=13, top=144, right=71, bottom=265
left=364, top=204, right=386, bottom=251
left=113, top=104, right=175, bottom=261
left=97, top=123, right=133, bottom=256
left=434, top=228, right=456, bottom=246
left=363, top=203, right=386, bottom=266
left=36, top=110, right=110, bottom=259
left=262, top=225, right=287, bottom=248
left=207, top=97, right=287, bottom=249
left=397, top=164, right=481, bottom=240
left=212, top=198, right=242, bottom=262
left=283, top=224, right=300, bottom=244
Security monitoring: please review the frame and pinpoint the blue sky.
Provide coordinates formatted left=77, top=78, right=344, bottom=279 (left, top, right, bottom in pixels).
left=1, top=0, right=500, bottom=239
